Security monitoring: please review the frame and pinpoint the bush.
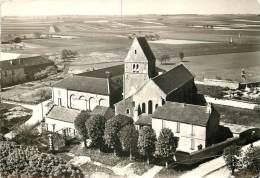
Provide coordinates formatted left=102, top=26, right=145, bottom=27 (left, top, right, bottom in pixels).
left=223, top=145, right=242, bottom=175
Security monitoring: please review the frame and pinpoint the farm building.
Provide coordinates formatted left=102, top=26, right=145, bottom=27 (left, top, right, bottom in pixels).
left=0, top=53, right=55, bottom=89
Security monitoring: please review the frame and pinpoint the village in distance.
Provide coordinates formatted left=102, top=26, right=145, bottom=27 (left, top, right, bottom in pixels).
left=0, top=13, right=260, bottom=178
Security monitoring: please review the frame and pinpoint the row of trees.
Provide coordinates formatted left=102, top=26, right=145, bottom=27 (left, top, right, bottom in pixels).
left=74, top=112, right=178, bottom=168
left=224, top=145, right=260, bottom=176
left=158, top=52, right=185, bottom=65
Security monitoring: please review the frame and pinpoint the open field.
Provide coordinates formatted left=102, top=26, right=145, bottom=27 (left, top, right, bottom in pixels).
left=2, top=14, right=260, bottom=82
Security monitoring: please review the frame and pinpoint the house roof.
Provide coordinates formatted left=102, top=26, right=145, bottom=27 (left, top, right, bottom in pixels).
left=92, top=106, right=115, bottom=119
left=137, top=37, right=156, bottom=61
left=152, top=102, right=210, bottom=127
left=77, top=64, right=124, bottom=78
left=135, top=114, right=152, bottom=126
left=152, top=64, right=194, bottom=94
left=46, top=105, right=81, bottom=123
left=53, top=75, right=120, bottom=96
left=0, top=55, right=54, bottom=70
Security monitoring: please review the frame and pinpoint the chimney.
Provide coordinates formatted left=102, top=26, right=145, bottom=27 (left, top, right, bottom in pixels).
left=206, top=103, right=212, bottom=114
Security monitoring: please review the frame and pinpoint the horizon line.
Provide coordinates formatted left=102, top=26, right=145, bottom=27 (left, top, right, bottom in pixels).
left=3, top=13, right=260, bottom=17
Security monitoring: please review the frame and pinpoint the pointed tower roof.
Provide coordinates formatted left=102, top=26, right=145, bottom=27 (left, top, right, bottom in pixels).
left=136, top=37, right=156, bottom=61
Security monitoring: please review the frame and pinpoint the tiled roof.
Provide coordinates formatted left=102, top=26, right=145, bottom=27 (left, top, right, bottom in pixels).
left=46, top=106, right=81, bottom=123
left=135, top=114, right=152, bottom=126
left=77, top=64, right=124, bottom=78
left=153, top=64, right=194, bottom=94
left=53, top=75, right=120, bottom=95
left=137, top=37, right=156, bottom=61
left=92, top=106, right=115, bottom=119
left=77, top=64, right=165, bottom=79
left=152, top=102, right=210, bottom=127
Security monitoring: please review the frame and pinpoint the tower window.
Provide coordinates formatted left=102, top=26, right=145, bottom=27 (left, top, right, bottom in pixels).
left=135, top=50, right=137, bottom=54
left=126, top=109, right=130, bottom=114
left=136, top=64, right=139, bottom=69
left=133, top=64, right=136, bottom=70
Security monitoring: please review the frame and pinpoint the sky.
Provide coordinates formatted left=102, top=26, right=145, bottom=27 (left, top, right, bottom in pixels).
left=2, top=0, right=260, bottom=16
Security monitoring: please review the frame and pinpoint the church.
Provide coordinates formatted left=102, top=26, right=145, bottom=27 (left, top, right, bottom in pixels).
left=46, top=37, right=220, bottom=153
left=115, top=37, right=197, bottom=122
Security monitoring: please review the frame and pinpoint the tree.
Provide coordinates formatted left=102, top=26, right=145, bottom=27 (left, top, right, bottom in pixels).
left=138, top=126, right=157, bottom=165
left=159, top=54, right=170, bottom=65
left=179, top=51, right=184, bottom=62
left=14, top=37, right=22, bottom=43
left=243, top=146, right=260, bottom=173
left=156, top=128, right=178, bottom=168
left=120, top=124, right=138, bottom=160
left=103, top=118, right=121, bottom=155
left=223, top=145, right=242, bottom=175
left=74, top=111, right=90, bottom=147
left=13, top=125, right=39, bottom=145
left=85, top=114, right=106, bottom=149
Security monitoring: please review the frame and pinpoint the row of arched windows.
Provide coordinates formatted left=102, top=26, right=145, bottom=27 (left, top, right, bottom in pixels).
left=69, top=94, right=105, bottom=110
left=137, top=99, right=165, bottom=115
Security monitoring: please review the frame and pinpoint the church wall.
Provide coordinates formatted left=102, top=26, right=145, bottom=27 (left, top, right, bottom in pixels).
left=124, top=73, right=149, bottom=99
left=67, top=90, right=110, bottom=111
left=133, top=80, right=166, bottom=117
left=53, top=87, right=68, bottom=107
left=52, top=87, right=110, bottom=111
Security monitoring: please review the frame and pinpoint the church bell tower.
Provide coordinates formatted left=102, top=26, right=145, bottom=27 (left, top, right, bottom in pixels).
left=123, top=37, right=156, bottom=99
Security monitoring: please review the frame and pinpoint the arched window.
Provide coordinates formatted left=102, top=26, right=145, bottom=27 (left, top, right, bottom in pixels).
left=133, top=64, right=136, bottom=70
left=126, top=109, right=130, bottom=114
left=89, top=97, right=95, bottom=111
left=136, top=64, right=139, bottom=69
left=99, top=98, right=105, bottom=106
left=142, top=103, right=146, bottom=113
left=155, top=104, right=159, bottom=110
left=70, top=94, right=76, bottom=108
left=148, top=100, right=153, bottom=114
left=138, top=105, right=142, bottom=115
left=135, top=50, right=137, bottom=54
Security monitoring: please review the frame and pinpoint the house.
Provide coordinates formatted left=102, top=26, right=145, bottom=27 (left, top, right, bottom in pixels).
left=115, top=37, right=197, bottom=122
left=0, top=53, right=55, bottom=89
left=45, top=105, right=114, bottom=136
left=151, top=102, right=220, bottom=153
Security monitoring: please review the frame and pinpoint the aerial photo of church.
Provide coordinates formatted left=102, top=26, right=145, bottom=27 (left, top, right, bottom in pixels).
left=46, top=37, right=220, bottom=153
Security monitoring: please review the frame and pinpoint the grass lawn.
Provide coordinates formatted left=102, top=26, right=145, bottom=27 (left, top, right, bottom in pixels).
left=70, top=145, right=128, bottom=167
left=129, top=162, right=154, bottom=176
left=80, top=163, right=115, bottom=177
left=196, top=84, right=227, bottom=99
left=214, top=104, right=260, bottom=128
left=235, top=170, right=259, bottom=178
left=0, top=103, right=32, bottom=134
left=154, top=168, right=186, bottom=178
